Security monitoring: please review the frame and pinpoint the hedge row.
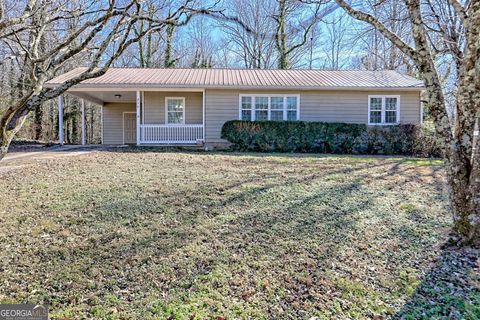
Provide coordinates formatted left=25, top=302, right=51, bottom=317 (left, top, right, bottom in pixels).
left=221, top=120, right=442, bottom=157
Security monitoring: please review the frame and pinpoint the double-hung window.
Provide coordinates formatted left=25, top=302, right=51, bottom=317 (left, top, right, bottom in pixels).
left=286, top=96, right=298, bottom=121
left=270, top=97, right=284, bottom=121
left=166, top=97, right=185, bottom=125
left=368, top=95, right=400, bottom=125
left=239, top=95, right=299, bottom=121
left=240, top=96, right=252, bottom=121
left=255, top=96, right=269, bottom=120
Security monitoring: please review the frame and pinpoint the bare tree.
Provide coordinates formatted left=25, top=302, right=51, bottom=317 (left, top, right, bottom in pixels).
left=318, top=12, right=354, bottom=70
left=0, top=0, right=249, bottom=159
left=0, top=0, right=156, bottom=158
left=336, top=0, right=480, bottom=244
left=221, top=0, right=276, bottom=69
left=351, top=1, right=414, bottom=74
left=163, top=0, right=188, bottom=68
left=135, top=3, right=157, bottom=68
left=182, top=15, right=217, bottom=67
left=273, top=0, right=335, bottom=69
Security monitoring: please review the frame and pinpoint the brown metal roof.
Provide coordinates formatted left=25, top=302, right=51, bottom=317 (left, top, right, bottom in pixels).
left=46, top=67, right=424, bottom=90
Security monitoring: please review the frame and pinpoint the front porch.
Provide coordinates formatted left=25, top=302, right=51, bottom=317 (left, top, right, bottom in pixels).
left=139, top=124, right=204, bottom=145
left=135, top=90, right=204, bottom=145
left=60, top=89, right=205, bottom=146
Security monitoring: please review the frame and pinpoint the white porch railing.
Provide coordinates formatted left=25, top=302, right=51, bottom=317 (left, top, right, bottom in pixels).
left=140, top=124, right=204, bottom=144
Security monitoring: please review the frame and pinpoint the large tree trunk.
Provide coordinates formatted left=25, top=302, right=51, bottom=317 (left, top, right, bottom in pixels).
left=449, top=83, right=480, bottom=243
left=420, top=83, right=475, bottom=241
left=0, top=132, right=13, bottom=161
left=0, top=104, right=30, bottom=160
left=442, top=107, right=479, bottom=243
left=407, top=0, right=479, bottom=244
left=449, top=160, right=480, bottom=243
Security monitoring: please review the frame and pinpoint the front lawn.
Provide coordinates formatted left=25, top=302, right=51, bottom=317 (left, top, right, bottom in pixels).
left=0, top=150, right=478, bottom=319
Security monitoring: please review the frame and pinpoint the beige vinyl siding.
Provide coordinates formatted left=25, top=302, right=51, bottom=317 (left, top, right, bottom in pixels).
left=205, top=90, right=239, bottom=143
left=102, top=103, right=135, bottom=144
left=398, top=91, right=422, bottom=123
left=301, top=90, right=421, bottom=123
left=144, top=91, right=202, bottom=124
left=204, top=89, right=421, bottom=143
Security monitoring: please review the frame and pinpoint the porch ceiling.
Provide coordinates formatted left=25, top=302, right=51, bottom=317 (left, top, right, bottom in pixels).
left=68, top=90, right=136, bottom=105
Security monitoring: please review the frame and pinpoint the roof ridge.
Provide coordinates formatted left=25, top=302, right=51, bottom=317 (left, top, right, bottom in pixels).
left=65, top=66, right=405, bottom=73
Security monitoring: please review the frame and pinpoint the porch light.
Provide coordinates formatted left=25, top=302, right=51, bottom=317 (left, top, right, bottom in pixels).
left=114, top=94, right=122, bottom=99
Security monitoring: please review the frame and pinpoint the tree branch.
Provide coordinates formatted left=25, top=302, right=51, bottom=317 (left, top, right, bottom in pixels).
left=334, top=0, right=419, bottom=61
left=448, top=0, right=468, bottom=24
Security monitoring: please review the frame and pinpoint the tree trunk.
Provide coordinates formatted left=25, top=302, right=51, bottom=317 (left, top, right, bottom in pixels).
left=164, top=23, right=176, bottom=68
left=0, top=106, right=30, bottom=161
left=33, top=104, right=43, bottom=141
left=445, top=151, right=480, bottom=244
left=416, top=39, right=479, bottom=245
left=145, top=5, right=154, bottom=68
left=89, top=106, right=95, bottom=144
left=448, top=91, right=480, bottom=243
left=275, top=0, right=289, bottom=69
left=0, top=131, right=12, bottom=161
left=406, top=0, right=479, bottom=244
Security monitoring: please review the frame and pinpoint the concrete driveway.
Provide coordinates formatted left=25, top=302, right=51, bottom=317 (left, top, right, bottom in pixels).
left=0, top=145, right=110, bottom=173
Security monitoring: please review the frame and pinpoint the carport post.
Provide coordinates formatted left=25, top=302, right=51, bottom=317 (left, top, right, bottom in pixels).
left=58, top=95, right=64, bottom=145
left=81, top=99, right=86, bottom=145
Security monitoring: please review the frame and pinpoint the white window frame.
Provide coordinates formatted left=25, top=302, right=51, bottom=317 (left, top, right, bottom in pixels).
left=253, top=95, right=269, bottom=121
left=368, top=95, right=401, bottom=125
left=238, top=94, right=300, bottom=121
left=165, top=97, right=186, bottom=125
left=270, top=96, right=285, bottom=121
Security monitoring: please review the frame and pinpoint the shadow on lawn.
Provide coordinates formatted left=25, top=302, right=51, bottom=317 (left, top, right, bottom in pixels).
left=107, top=145, right=444, bottom=161
left=394, top=244, right=480, bottom=319
left=20, top=154, right=452, bottom=318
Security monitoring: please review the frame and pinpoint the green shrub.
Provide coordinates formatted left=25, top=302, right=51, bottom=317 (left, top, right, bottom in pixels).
left=221, top=120, right=442, bottom=157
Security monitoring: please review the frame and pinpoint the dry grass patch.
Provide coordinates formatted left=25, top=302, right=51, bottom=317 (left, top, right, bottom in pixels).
left=0, top=149, right=478, bottom=319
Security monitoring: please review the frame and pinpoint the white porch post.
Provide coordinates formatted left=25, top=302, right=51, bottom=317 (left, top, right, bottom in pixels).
left=81, top=99, right=86, bottom=145
left=58, top=95, right=64, bottom=145
left=202, top=89, right=205, bottom=143
left=136, top=90, right=141, bottom=145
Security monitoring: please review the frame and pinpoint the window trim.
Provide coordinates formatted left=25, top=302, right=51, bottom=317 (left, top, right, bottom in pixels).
left=368, top=95, right=401, bottom=125
left=238, top=94, right=300, bottom=121
left=165, top=96, right=186, bottom=125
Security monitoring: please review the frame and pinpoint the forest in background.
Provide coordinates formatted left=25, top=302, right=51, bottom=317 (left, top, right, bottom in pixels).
left=0, top=0, right=456, bottom=145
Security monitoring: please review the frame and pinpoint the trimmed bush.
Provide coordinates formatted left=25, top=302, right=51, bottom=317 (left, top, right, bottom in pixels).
left=221, top=120, right=442, bottom=157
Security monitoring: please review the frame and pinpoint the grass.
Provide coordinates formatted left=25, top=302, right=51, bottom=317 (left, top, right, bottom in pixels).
left=0, top=149, right=478, bottom=319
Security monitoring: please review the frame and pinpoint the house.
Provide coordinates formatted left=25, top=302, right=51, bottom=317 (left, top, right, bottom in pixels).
left=46, top=68, right=424, bottom=147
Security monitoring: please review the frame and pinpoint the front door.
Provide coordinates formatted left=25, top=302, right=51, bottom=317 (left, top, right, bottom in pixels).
left=123, top=113, right=136, bottom=144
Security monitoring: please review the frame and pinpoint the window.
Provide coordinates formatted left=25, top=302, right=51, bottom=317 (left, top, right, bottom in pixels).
left=385, top=97, right=398, bottom=123
left=369, top=97, right=382, bottom=124
left=270, top=97, right=284, bottom=121
left=239, top=95, right=299, bottom=121
left=166, top=97, right=185, bottom=124
left=241, top=96, right=252, bottom=121
left=368, top=95, right=400, bottom=125
left=255, top=96, right=269, bottom=120
left=286, top=96, right=298, bottom=121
